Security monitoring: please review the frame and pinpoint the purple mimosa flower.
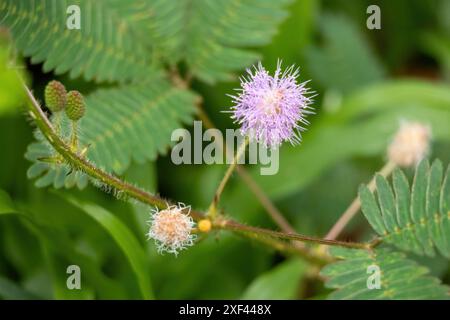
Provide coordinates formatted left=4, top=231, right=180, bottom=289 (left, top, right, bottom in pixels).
left=229, top=61, right=313, bottom=148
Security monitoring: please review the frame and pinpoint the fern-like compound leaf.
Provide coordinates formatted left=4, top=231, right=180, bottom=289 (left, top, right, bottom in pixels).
left=0, top=0, right=156, bottom=83
left=359, top=159, right=450, bottom=257
left=321, top=247, right=449, bottom=300
left=185, top=0, right=292, bottom=83
left=1, top=0, right=292, bottom=84
left=147, top=0, right=292, bottom=82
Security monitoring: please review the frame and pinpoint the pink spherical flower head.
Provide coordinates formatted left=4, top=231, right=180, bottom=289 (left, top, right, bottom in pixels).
left=230, top=61, right=313, bottom=148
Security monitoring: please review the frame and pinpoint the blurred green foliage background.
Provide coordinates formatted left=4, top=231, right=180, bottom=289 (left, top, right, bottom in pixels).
left=0, top=0, right=449, bottom=299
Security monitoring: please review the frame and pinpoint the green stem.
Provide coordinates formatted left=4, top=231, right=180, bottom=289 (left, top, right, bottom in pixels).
left=230, top=227, right=332, bottom=265
left=208, top=137, right=249, bottom=218
left=216, top=218, right=371, bottom=250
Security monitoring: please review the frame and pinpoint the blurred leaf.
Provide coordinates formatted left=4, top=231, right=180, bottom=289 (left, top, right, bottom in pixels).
left=64, top=196, right=153, bottom=299
left=0, top=32, right=27, bottom=116
left=262, top=0, right=318, bottom=68
left=241, top=258, right=306, bottom=299
left=0, top=276, right=40, bottom=299
left=421, top=32, right=450, bottom=79
left=438, top=0, right=450, bottom=35
left=0, top=189, right=129, bottom=299
left=306, top=13, right=385, bottom=93
left=42, top=245, right=95, bottom=300
left=0, top=189, right=15, bottom=214
left=149, top=236, right=271, bottom=299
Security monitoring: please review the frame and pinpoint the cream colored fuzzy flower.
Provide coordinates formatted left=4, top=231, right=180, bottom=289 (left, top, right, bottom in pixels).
left=388, top=121, right=431, bottom=167
left=147, top=204, right=196, bottom=256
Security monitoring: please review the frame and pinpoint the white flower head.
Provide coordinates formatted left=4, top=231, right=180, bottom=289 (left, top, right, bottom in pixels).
left=387, top=121, right=431, bottom=167
left=147, top=203, right=196, bottom=256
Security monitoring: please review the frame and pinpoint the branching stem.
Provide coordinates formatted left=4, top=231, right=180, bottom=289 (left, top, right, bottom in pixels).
left=21, top=80, right=375, bottom=263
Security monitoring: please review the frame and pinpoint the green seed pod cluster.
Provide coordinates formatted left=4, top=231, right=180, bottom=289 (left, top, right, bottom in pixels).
left=44, top=80, right=67, bottom=112
left=65, top=90, right=86, bottom=121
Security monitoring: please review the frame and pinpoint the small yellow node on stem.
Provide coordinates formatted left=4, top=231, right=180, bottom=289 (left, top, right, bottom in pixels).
left=198, top=219, right=212, bottom=233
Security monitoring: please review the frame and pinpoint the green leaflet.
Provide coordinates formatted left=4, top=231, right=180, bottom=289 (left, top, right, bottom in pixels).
left=106, top=0, right=187, bottom=64
left=321, top=247, right=449, bottom=300
left=25, top=79, right=197, bottom=188
left=81, top=83, right=196, bottom=172
left=180, top=0, right=293, bottom=83
left=359, top=159, right=450, bottom=258
left=0, top=0, right=156, bottom=83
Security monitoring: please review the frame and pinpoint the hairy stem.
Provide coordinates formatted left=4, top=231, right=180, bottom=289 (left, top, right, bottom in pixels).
left=215, top=218, right=371, bottom=250
left=22, top=83, right=201, bottom=216
left=324, top=161, right=397, bottom=240
left=229, top=227, right=333, bottom=265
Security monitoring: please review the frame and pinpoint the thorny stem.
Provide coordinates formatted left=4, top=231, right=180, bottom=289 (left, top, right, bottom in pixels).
left=324, top=161, right=397, bottom=241
left=22, top=80, right=374, bottom=262
left=207, top=137, right=249, bottom=218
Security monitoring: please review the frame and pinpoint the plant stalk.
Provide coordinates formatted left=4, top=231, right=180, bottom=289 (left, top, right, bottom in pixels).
left=324, top=161, right=397, bottom=241
left=207, top=137, right=249, bottom=218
